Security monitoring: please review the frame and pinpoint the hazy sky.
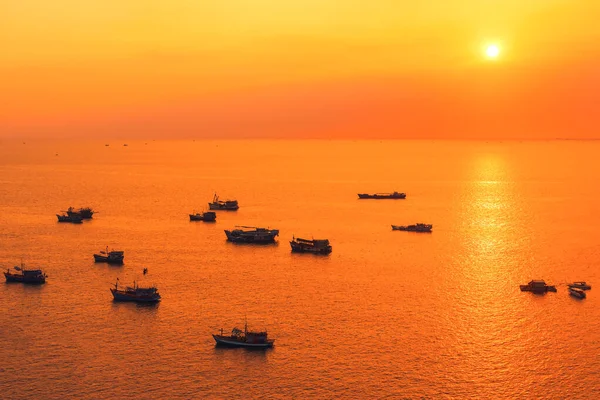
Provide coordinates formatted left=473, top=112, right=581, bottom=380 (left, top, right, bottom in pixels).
left=1, top=1, right=599, bottom=139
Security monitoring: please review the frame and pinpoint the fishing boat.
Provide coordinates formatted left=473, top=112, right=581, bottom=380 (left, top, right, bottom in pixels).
left=358, top=192, right=406, bottom=199
left=392, top=223, right=433, bottom=233
left=209, top=193, right=239, bottom=211
left=568, top=282, right=591, bottom=290
left=189, top=211, right=217, bottom=222
left=66, top=207, right=95, bottom=219
left=94, top=246, right=124, bottom=264
left=519, top=280, right=557, bottom=293
left=290, top=237, right=332, bottom=254
left=569, top=287, right=586, bottom=299
left=110, top=279, right=161, bottom=303
left=4, top=264, right=47, bottom=284
left=56, top=213, right=83, bottom=223
left=213, top=321, right=274, bottom=348
left=225, top=226, right=279, bottom=244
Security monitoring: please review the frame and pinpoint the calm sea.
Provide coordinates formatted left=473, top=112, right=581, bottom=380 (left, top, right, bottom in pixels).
left=0, top=139, right=599, bottom=399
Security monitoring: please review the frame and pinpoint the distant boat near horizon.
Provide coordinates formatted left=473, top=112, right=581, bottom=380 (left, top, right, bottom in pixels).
left=358, top=192, right=406, bottom=199
left=392, top=223, right=433, bottom=233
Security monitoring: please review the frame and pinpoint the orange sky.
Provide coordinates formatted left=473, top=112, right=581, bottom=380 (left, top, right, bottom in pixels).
left=1, top=0, right=599, bottom=139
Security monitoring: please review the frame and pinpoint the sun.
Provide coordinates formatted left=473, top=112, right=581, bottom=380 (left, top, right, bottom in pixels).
left=485, top=44, right=500, bottom=59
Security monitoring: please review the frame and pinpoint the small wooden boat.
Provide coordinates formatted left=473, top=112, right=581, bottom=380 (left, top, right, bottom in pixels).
left=392, top=223, right=433, bottom=232
left=225, top=226, right=279, bottom=244
left=209, top=193, right=239, bottom=210
left=56, top=214, right=83, bottom=223
left=213, top=321, right=274, bottom=348
left=358, top=192, right=406, bottom=199
left=110, top=279, right=161, bottom=303
left=290, top=237, right=332, bottom=254
left=520, top=280, right=557, bottom=293
left=4, top=264, right=47, bottom=284
left=94, top=246, right=124, bottom=264
left=189, top=211, right=217, bottom=222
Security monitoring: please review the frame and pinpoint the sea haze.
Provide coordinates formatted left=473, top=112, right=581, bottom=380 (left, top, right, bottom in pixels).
left=0, top=139, right=599, bottom=399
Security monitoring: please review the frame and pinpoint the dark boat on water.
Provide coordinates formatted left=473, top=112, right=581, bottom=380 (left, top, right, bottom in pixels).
left=110, top=279, right=161, bottom=302
left=209, top=193, right=239, bottom=211
left=520, top=280, right=557, bottom=293
left=66, top=207, right=95, bottom=219
left=213, top=322, right=274, bottom=348
left=392, top=223, right=433, bottom=233
left=358, top=192, right=406, bottom=199
left=569, top=287, right=586, bottom=299
left=4, top=264, right=47, bottom=284
left=189, top=211, right=217, bottom=222
left=56, top=213, right=83, bottom=223
left=290, top=237, right=332, bottom=254
left=225, top=226, right=279, bottom=244
left=94, top=246, right=124, bottom=264
left=568, top=281, right=591, bottom=290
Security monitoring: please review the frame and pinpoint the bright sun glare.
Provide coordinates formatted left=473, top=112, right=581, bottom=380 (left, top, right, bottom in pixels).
left=485, top=44, right=500, bottom=59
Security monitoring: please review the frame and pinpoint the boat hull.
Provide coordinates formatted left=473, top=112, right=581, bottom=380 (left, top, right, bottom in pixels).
left=520, top=285, right=557, bottom=293
left=94, top=255, right=124, bottom=264
left=358, top=193, right=406, bottom=199
left=4, top=272, right=46, bottom=284
left=225, top=229, right=279, bottom=244
left=208, top=203, right=239, bottom=211
left=110, top=289, right=160, bottom=302
left=290, top=242, right=332, bottom=254
left=189, top=213, right=217, bottom=222
left=391, top=225, right=432, bottom=233
left=212, top=335, right=274, bottom=348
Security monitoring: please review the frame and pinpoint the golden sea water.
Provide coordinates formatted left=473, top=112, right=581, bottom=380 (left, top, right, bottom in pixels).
left=0, top=139, right=599, bottom=399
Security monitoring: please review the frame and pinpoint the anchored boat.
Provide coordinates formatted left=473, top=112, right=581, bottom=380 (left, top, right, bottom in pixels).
left=358, top=192, right=406, bottom=199
left=110, top=279, right=161, bottom=303
left=66, top=207, right=95, bottom=219
left=213, top=322, right=274, bottom=348
left=189, top=211, right=217, bottom=222
left=520, top=280, right=557, bottom=293
left=56, top=213, right=83, bottom=223
left=4, top=264, right=47, bottom=284
left=94, top=246, right=124, bottom=264
left=224, top=226, right=279, bottom=244
left=392, top=223, right=433, bottom=233
left=290, top=237, right=332, bottom=254
left=209, top=193, right=239, bottom=211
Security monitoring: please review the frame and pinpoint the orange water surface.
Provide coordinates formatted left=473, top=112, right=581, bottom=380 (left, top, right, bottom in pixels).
left=0, top=140, right=599, bottom=399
